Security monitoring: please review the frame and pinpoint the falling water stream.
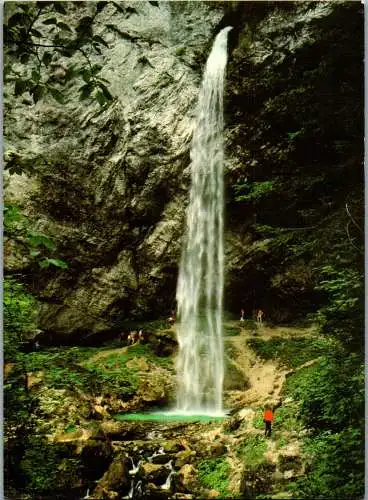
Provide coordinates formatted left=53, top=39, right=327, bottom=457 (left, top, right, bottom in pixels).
left=175, top=26, right=232, bottom=415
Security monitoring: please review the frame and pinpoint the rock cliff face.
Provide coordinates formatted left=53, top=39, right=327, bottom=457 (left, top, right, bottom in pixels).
left=4, top=1, right=363, bottom=339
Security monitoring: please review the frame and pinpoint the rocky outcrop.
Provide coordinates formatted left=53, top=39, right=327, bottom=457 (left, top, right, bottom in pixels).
left=4, top=1, right=223, bottom=338
left=5, top=1, right=362, bottom=337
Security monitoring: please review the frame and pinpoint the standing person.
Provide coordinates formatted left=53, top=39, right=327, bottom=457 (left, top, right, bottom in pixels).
left=168, top=310, right=176, bottom=326
left=263, top=406, right=274, bottom=437
left=240, top=308, right=245, bottom=321
left=257, top=309, right=264, bottom=324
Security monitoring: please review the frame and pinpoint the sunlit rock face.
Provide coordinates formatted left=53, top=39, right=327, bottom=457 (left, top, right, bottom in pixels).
left=5, top=1, right=362, bottom=338
left=4, top=1, right=223, bottom=338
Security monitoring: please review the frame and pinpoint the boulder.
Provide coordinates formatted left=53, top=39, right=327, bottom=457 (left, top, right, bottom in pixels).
left=151, top=452, right=174, bottom=465
left=93, top=456, right=131, bottom=498
left=80, top=439, right=113, bottom=480
left=161, top=440, right=184, bottom=453
left=278, top=442, right=302, bottom=473
left=26, top=371, right=44, bottom=390
left=174, top=450, right=196, bottom=468
left=177, top=464, right=200, bottom=493
left=99, top=420, right=147, bottom=441
left=240, top=462, right=276, bottom=498
left=92, top=404, right=110, bottom=420
left=137, top=462, right=170, bottom=485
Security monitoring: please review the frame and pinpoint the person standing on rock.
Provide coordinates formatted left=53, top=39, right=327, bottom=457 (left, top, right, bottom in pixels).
left=263, top=406, right=274, bottom=437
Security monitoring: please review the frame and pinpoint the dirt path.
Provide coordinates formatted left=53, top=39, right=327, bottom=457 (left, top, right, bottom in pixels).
left=223, top=321, right=316, bottom=409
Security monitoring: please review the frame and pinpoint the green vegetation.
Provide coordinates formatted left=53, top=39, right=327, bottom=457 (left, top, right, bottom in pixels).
left=282, top=353, right=364, bottom=499
left=234, top=180, right=275, bottom=202
left=20, top=437, right=82, bottom=494
left=224, top=358, right=248, bottom=391
left=237, top=434, right=268, bottom=468
left=247, top=336, right=333, bottom=369
left=22, top=343, right=173, bottom=397
left=273, top=404, right=302, bottom=434
left=4, top=2, right=114, bottom=110
left=223, top=324, right=241, bottom=336
left=4, top=203, right=69, bottom=269
left=175, top=46, right=186, bottom=56
left=252, top=409, right=265, bottom=430
left=4, top=277, right=37, bottom=362
left=197, top=457, right=231, bottom=497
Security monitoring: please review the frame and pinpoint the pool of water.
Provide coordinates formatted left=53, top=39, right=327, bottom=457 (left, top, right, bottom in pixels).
left=114, top=411, right=228, bottom=423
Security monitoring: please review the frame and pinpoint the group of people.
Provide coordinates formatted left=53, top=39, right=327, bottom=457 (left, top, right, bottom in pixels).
left=121, top=329, right=146, bottom=345
left=240, top=308, right=265, bottom=323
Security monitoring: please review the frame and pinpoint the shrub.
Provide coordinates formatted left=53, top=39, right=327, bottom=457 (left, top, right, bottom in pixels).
left=4, top=277, right=37, bottom=362
left=247, top=336, right=333, bottom=369
left=20, top=437, right=82, bottom=494
left=197, top=457, right=230, bottom=497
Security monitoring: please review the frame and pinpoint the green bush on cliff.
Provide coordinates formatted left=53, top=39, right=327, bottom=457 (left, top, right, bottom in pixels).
left=4, top=277, right=37, bottom=362
left=247, top=336, right=332, bottom=369
left=289, top=427, right=364, bottom=499
left=283, top=353, right=364, bottom=499
left=197, top=457, right=230, bottom=497
left=284, top=352, right=364, bottom=434
left=20, top=437, right=82, bottom=494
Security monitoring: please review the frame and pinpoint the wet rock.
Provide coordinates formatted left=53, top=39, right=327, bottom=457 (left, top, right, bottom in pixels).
left=206, top=490, right=221, bottom=498
left=240, top=462, right=276, bottom=498
left=278, top=451, right=303, bottom=473
left=93, top=455, right=131, bottom=498
left=151, top=452, right=174, bottom=464
left=177, top=464, right=200, bottom=493
left=174, top=449, right=196, bottom=468
left=137, top=462, right=170, bottom=485
left=223, top=414, right=242, bottom=433
left=150, top=331, right=178, bottom=357
left=139, top=378, right=170, bottom=404
left=161, top=440, right=184, bottom=453
left=208, top=442, right=227, bottom=457
left=100, top=421, right=147, bottom=441
left=80, top=439, right=113, bottom=481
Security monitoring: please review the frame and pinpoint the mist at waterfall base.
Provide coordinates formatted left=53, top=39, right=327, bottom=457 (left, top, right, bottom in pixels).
left=173, top=26, right=232, bottom=417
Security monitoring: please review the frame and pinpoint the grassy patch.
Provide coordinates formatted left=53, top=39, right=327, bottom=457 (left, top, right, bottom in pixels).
left=277, top=435, right=289, bottom=449
left=252, top=408, right=265, bottom=430
left=197, top=457, right=230, bottom=497
left=247, top=336, right=332, bottom=369
left=21, top=343, right=173, bottom=398
left=237, top=434, right=268, bottom=468
left=223, top=325, right=241, bottom=336
left=64, top=423, right=77, bottom=433
left=274, top=403, right=302, bottom=433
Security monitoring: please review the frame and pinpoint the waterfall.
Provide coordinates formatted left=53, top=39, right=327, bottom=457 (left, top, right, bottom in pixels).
left=175, top=26, right=232, bottom=415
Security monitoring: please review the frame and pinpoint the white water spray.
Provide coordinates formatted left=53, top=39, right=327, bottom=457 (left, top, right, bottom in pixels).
left=175, top=26, right=232, bottom=415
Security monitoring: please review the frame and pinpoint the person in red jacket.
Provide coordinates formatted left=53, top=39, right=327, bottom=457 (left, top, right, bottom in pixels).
left=263, top=406, right=274, bottom=437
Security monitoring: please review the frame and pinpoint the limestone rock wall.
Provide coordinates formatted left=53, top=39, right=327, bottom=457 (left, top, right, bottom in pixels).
left=5, top=0, right=361, bottom=338
left=5, top=1, right=222, bottom=338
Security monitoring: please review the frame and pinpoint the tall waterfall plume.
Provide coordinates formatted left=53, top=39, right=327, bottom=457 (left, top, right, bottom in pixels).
left=175, top=26, right=232, bottom=415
